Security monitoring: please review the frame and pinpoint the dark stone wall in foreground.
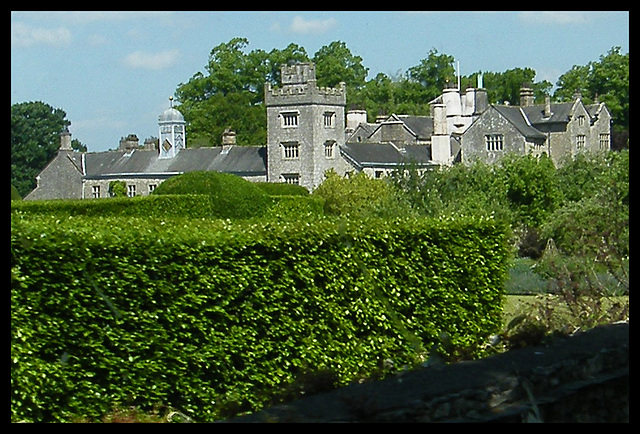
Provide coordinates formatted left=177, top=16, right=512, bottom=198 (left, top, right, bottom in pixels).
left=226, top=323, right=629, bottom=423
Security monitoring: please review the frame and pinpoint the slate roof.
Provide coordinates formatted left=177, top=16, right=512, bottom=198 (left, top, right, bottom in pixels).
left=520, top=102, right=574, bottom=125
left=395, top=115, right=434, bottom=139
left=340, top=142, right=433, bottom=169
left=84, top=146, right=267, bottom=179
left=492, top=105, right=547, bottom=141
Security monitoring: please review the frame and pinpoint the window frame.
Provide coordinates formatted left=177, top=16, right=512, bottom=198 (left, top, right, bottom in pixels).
left=282, top=173, right=300, bottom=185
left=280, top=111, right=299, bottom=128
left=485, top=134, right=504, bottom=151
left=282, top=142, right=300, bottom=159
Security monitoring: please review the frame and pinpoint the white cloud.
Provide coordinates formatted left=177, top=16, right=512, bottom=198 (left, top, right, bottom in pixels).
left=518, top=11, right=592, bottom=25
left=11, top=22, right=72, bottom=47
left=122, top=49, right=180, bottom=71
left=289, top=15, right=337, bottom=34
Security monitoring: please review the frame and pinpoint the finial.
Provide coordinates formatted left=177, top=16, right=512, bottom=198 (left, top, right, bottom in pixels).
left=169, top=96, right=174, bottom=108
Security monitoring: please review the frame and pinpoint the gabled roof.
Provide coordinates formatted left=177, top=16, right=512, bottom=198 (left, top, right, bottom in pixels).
left=520, top=102, right=574, bottom=125
left=585, top=102, right=609, bottom=122
left=367, top=114, right=433, bottom=141
left=340, top=142, right=433, bottom=170
left=346, top=122, right=378, bottom=143
left=395, top=115, right=434, bottom=139
left=491, top=105, right=546, bottom=140
left=84, top=146, right=267, bottom=179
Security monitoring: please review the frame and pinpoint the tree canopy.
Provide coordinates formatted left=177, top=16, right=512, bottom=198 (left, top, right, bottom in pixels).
left=555, top=46, right=629, bottom=132
left=11, top=101, right=71, bottom=197
left=175, top=39, right=627, bottom=146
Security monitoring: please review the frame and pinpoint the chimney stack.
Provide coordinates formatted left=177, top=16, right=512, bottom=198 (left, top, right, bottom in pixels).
left=60, top=127, right=72, bottom=151
left=519, top=86, right=535, bottom=107
left=432, top=104, right=447, bottom=136
left=221, top=128, right=236, bottom=153
left=544, top=95, right=553, bottom=118
left=346, top=110, right=368, bottom=132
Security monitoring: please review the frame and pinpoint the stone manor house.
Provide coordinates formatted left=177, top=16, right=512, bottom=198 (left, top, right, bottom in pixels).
left=25, top=62, right=611, bottom=199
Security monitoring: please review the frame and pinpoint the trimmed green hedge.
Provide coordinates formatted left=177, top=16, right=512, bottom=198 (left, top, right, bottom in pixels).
left=11, top=193, right=325, bottom=221
left=11, top=195, right=255, bottom=220
left=11, top=214, right=510, bottom=422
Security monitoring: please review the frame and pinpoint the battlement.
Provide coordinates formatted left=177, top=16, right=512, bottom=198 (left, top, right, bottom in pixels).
left=265, top=81, right=346, bottom=107
left=281, top=62, right=316, bottom=84
left=265, top=62, right=346, bottom=107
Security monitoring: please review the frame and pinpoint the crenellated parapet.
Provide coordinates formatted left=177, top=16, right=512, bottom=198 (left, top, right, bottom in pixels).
left=265, top=62, right=346, bottom=107
left=265, top=80, right=346, bottom=107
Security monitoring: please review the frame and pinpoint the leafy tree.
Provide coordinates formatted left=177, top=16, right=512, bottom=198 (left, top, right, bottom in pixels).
left=476, top=68, right=552, bottom=105
left=175, top=38, right=309, bottom=146
left=349, top=72, right=396, bottom=118
left=313, top=40, right=368, bottom=91
left=11, top=101, right=70, bottom=197
left=349, top=48, right=456, bottom=118
left=498, top=153, right=561, bottom=228
left=312, top=169, right=414, bottom=219
left=392, top=160, right=513, bottom=223
left=108, top=180, right=127, bottom=198
left=406, top=48, right=456, bottom=99
left=555, top=46, right=629, bottom=131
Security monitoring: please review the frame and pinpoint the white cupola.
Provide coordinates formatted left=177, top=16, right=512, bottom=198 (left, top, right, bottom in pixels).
left=158, top=96, right=186, bottom=159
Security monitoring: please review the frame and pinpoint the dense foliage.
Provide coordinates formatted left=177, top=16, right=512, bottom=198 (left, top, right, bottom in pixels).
left=392, top=150, right=629, bottom=293
left=151, top=171, right=272, bottom=219
left=175, top=38, right=628, bottom=147
left=555, top=46, right=629, bottom=132
left=312, top=169, right=416, bottom=219
left=11, top=213, right=509, bottom=422
left=11, top=102, right=70, bottom=197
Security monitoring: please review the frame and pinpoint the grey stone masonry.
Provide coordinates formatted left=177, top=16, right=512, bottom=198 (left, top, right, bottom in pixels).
left=265, top=62, right=346, bottom=191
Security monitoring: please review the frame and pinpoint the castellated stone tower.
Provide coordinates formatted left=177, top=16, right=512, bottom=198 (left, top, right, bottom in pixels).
left=265, top=62, right=346, bottom=190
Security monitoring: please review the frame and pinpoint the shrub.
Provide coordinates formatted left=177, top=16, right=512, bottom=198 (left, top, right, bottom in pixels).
left=263, top=195, right=325, bottom=221
left=108, top=181, right=127, bottom=198
left=11, top=213, right=509, bottom=422
left=313, top=169, right=416, bottom=219
left=498, top=153, right=561, bottom=228
left=11, top=184, right=22, bottom=201
left=152, top=171, right=271, bottom=219
left=11, top=195, right=256, bottom=220
left=254, top=182, right=310, bottom=196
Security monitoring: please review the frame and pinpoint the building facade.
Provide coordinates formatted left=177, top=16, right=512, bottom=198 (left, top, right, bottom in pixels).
left=265, top=62, right=348, bottom=190
left=459, top=88, right=611, bottom=166
left=25, top=64, right=611, bottom=200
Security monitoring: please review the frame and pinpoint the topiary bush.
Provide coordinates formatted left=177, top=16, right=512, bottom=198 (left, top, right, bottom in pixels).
left=152, top=171, right=271, bottom=219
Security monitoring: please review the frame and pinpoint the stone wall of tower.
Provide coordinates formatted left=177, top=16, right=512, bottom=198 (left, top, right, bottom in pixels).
left=265, top=63, right=346, bottom=190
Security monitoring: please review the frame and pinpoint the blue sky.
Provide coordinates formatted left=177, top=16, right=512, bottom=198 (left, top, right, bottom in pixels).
left=11, top=11, right=629, bottom=152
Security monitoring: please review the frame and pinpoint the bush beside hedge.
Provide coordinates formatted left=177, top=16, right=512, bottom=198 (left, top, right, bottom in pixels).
left=11, top=214, right=510, bottom=422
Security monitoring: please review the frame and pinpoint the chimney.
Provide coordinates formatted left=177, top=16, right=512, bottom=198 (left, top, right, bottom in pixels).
left=221, top=128, right=236, bottom=153
left=346, top=110, right=368, bottom=131
left=519, top=86, right=535, bottom=107
left=474, top=88, right=488, bottom=114
left=60, top=127, right=72, bottom=151
left=432, top=104, right=447, bottom=136
left=544, top=95, right=553, bottom=118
